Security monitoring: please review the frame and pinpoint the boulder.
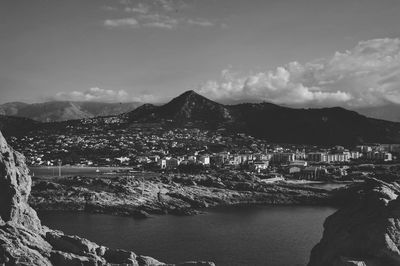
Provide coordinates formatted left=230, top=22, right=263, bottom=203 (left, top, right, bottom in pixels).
left=0, top=131, right=42, bottom=232
left=308, top=178, right=400, bottom=266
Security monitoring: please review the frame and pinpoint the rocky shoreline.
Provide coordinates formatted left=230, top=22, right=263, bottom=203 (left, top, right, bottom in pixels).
left=29, top=172, right=346, bottom=219
left=0, top=131, right=214, bottom=265
left=308, top=178, right=400, bottom=266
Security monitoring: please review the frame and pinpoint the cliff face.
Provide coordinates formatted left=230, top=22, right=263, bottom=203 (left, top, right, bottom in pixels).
left=0, top=131, right=214, bottom=266
left=0, top=131, right=42, bottom=232
left=308, top=179, right=400, bottom=266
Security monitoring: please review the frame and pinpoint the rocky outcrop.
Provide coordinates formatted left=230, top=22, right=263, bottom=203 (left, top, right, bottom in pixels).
left=0, top=131, right=214, bottom=266
left=29, top=173, right=335, bottom=219
left=0, top=131, right=41, bottom=232
left=308, top=178, right=400, bottom=266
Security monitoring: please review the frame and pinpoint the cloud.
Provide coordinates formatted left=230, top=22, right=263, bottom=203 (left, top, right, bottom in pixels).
left=155, top=0, right=175, bottom=12
left=198, top=38, right=400, bottom=107
left=104, top=18, right=139, bottom=28
left=102, top=6, right=118, bottom=11
left=124, top=3, right=150, bottom=14
left=103, top=0, right=218, bottom=30
left=143, top=21, right=176, bottom=29
left=140, top=13, right=179, bottom=29
left=131, top=93, right=157, bottom=103
left=55, top=88, right=132, bottom=102
left=54, top=88, right=159, bottom=103
left=187, top=19, right=214, bottom=27
left=104, top=15, right=215, bottom=30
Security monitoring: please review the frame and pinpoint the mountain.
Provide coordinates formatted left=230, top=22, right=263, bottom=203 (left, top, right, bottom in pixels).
left=2, top=90, right=400, bottom=145
left=0, top=115, right=40, bottom=137
left=355, top=104, right=400, bottom=123
left=0, top=101, right=142, bottom=122
left=125, top=90, right=400, bottom=145
left=0, top=102, right=30, bottom=116
left=124, top=90, right=233, bottom=124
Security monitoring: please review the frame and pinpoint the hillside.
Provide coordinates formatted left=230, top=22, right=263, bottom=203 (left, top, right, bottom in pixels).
left=124, top=90, right=232, bottom=124
left=125, top=90, right=400, bottom=145
left=0, top=115, right=40, bottom=137
left=0, top=101, right=141, bottom=122
left=2, top=90, right=400, bottom=145
left=355, top=104, right=400, bottom=123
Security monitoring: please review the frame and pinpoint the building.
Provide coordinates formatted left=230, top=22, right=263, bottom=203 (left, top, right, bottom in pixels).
left=307, top=152, right=327, bottom=162
left=297, top=166, right=328, bottom=180
left=325, top=152, right=350, bottom=163
left=366, top=151, right=393, bottom=161
left=287, top=166, right=302, bottom=174
left=357, top=145, right=372, bottom=153
left=160, top=158, right=180, bottom=169
left=250, top=160, right=269, bottom=173
left=198, top=155, right=210, bottom=165
left=270, top=153, right=295, bottom=163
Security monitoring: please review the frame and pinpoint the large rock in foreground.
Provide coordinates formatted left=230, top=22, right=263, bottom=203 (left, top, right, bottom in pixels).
left=308, top=178, right=400, bottom=266
left=0, top=131, right=214, bottom=266
left=0, top=130, right=41, bottom=232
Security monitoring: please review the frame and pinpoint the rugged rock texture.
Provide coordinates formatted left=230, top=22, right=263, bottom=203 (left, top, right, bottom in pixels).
left=29, top=173, right=335, bottom=218
left=0, top=131, right=42, bottom=232
left=308, top=178, right=400, bottom=266
left=0, top=131, right=214, bottom=266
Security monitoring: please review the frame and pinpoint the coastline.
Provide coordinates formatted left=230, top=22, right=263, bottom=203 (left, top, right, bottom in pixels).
left=29, top=169, right=355, bottom=219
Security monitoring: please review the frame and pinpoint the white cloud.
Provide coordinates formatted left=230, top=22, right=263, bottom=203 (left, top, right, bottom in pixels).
left=156, top=0, right=175, bottom=12
left=131, top=93, right=157, bottom=103
left=104, top=18, right=139, bottom=28
left=187, top=19, right=214, bottom=27
left=103, top=0, right=218, bottom=30
left=54, top=88, right=159, bottom=103
left=55, top=88, right=132, bottom=102
left=143, top=21, right=175, bottom=29
left=198, top=38, right=400, bottom=107
left=124, top=3, right=149, bottom=14
left=104, top=15, right=214, bottom=30
left=140, top=13, right=179, bottom=29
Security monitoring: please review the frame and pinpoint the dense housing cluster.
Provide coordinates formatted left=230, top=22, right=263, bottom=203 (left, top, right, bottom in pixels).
left=7, top=119, right=399, bottom=181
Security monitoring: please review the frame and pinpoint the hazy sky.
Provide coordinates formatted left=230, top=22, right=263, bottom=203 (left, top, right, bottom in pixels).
left=1, top=0, right=399, bottom=106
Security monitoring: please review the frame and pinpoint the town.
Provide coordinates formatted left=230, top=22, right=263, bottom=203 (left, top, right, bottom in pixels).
left=7, top=117, right=400, bottom=182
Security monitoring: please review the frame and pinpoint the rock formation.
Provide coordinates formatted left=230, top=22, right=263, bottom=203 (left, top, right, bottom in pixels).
left=308, top=178, right=400, bottom=266
left=0, top=131, right=214, bottom=266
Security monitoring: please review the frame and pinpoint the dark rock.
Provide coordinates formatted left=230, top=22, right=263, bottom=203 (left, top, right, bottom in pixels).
left=103, top=248, right=137, bottom=264
left=174, top=262, right=216, bottom=266
left=308, top=178, right=400, bottom=266
left=0, top=131, right=42, bottom=232
left=137, top=255, right=164, bottom=266
left=49, top=250, right=100, bottom=266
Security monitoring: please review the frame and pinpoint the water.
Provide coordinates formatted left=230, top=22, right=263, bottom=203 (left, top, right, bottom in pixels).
left=30, top=166, right=126, bottom=177
left=29, top=167, right=159, bottom=179
left=40, top=206, right=335, bottom=266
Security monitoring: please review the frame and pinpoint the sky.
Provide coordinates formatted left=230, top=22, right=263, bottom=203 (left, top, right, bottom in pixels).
left=0, top=0, right=399, bottom=107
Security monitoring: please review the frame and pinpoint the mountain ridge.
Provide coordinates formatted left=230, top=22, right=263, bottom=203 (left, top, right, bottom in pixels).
left=2, top=90, right=400, bottom=144
left=124, top=90, right=233, bottom=124
left=0, top=101, right=142, bottom=122
left=123, top=90, right=400, bottom=144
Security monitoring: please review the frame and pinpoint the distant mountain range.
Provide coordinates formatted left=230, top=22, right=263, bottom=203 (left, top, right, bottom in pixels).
left=2, top=90, right=400, bottom=145
left=122, top=90, right=400, bottom=145
left=355, top=104, right=400, bottom=123
left=0, top=101, right=142, bottom=122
